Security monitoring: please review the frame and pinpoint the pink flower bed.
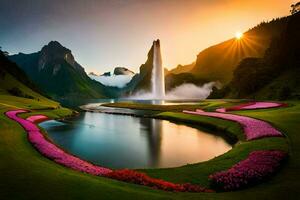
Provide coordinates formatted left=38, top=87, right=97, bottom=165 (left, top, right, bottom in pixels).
left=215, top=108, right=226, bottom=113
left=27, top=115, right=49, bottom=123
left=216, top=102, right=255, bottom=112
left=242, top=102, right=286, bottom=109
left=6, top=109, right=287, bottom=192
left=6, top=110, right=40, bottom=131
left=5, top=110, right=211, bottom=193
left=209, top=150, right=287, bottom=191
left=183, top=110, right=283, bottom=140
left=5, top=110, right=112, bottom=176
left=105, top=169, right=213, bottom=193
left=216, top=102, right=286, bottom=112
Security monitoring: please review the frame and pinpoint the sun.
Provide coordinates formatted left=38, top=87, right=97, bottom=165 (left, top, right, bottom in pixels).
left=235, top=31, right=243, bottom=40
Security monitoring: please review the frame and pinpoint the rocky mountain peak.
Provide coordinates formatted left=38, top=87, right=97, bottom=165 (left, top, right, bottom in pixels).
left=113, top=67, right=134, bottom=75
left=38, top=41, right=80, bottom=71
left=41, top=41, right=71, bottom=56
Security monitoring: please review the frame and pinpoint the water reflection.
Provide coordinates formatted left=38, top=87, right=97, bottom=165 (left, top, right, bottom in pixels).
left=40, top=112, right=231, bottom=169
left=139, top=118, right=163, bottom=167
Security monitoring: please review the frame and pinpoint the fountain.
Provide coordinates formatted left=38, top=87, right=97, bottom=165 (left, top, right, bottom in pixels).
left=151, top=39, right=165, bottom=99
left=129, top=39, right=212, bottom=102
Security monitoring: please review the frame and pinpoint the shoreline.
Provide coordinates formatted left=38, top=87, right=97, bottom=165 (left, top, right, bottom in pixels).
left=5, top=109, right=213, bottom=193
left=3, top=100, right=290, bottom=192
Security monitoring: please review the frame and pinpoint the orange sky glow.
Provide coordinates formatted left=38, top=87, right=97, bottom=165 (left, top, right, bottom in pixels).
left=143, top=0, right=295, bottom=71
left=1, top=0, right=297, bottom=73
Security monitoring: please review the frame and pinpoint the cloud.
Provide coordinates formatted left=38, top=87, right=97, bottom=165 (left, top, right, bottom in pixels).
left=89, top=74, right=133, bottom=88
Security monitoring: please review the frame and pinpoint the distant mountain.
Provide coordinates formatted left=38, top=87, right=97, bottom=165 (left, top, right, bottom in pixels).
left=113, top=67, right=134, bottom=75
left=168, top=62, right=195, bottom=75
left=192, top=16, right=289, bottom=84
left=9, top=41, right=120, bottom=103
left=166, top=16, right=289, bottom=85
left=89, top=67, right=134, bottom=77
left=210, top=12, right=300, bottom=100
left=88, top=72, right=134, bottom=88
left=101, top=72, right=111, bottom=76
left=88, top=72, right=99, bottom=76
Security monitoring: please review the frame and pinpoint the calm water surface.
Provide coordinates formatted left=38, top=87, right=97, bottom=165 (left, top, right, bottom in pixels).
left=40, top=112, right=231, bottom=169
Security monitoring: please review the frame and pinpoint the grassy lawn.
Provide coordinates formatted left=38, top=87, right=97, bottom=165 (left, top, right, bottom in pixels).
left=140, top=110, right=288, bottom=187
left=102, top=99, right=243, bottom=112
left=1, top=97, right=299, bottom=199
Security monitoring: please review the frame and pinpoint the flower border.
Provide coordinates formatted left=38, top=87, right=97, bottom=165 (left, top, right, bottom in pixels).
left=5, top=101, right=288, bottom=192
left=216, top=101, right=287, bottom=113
left=209, top=150, right=287, bottom=191
left=5, top=110, right=212, bottom=193
left=183, top=109, right=283, bottom=140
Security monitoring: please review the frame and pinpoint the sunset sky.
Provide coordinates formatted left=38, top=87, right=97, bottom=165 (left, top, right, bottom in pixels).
left=0, top=0, right=296, bottom=74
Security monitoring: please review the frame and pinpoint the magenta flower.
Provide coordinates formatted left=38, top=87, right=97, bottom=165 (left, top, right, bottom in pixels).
left=5, top=110, right=212, bottom=193
left=6, top=110, right=112, bottom=176
left=105, top=169, right=213, bottom=192
left=27, top=115, right=49, bottom=123
left=216, top=101, right=286, bottom=112
left=183, top=110, right=283, bottom=140
left=6, top=109, right=287, bottom=193
left=209, top=150, right=287, bottom=191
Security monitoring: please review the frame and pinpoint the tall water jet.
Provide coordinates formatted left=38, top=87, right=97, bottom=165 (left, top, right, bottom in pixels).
left=151, top=39, right=165, bottom=99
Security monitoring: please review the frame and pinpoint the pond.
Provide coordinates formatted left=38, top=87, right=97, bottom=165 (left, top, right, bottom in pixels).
left=40, top=112, right=232, bottom=169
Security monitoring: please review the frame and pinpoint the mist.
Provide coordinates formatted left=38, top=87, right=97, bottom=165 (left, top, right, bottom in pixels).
left=129, top=82, right=217, bottom=100
left=166, top=82, right=216, bottom=100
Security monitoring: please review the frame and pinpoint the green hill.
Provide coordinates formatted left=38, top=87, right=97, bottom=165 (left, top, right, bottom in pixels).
left=174, top=16, right=289, bottom=84
left=0, top=49, right=63, bottom=109
left=210, top=12, right=300, bottom=100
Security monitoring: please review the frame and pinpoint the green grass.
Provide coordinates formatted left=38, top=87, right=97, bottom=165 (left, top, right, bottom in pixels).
left=1, top=98, right=300, bottom=199
left=141, top=137, right=287, bottom=186
left=139, top=110, right=288, bottom=186
left=102, top=102, right=208, bottom=111
left=102, top=99, right=248, bottom=112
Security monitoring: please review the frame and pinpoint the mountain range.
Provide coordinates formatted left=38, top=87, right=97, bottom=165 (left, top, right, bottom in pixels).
left=210, top=12, right=300, bottom=100
left=190, top=16, right=289, bottom=84
left=88, top=69, right=134, bottom=89
left=9, top=41, right=122, bottom=103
